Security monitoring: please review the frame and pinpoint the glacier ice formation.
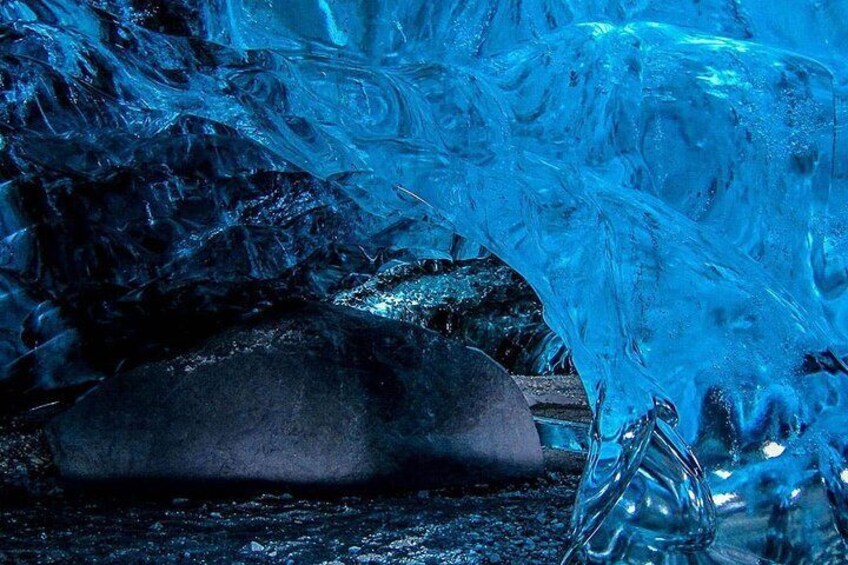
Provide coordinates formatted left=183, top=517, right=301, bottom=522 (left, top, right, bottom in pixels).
left=1, top=1, right=847, bottom=562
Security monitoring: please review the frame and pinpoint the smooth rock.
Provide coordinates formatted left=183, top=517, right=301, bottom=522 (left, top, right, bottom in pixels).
left=47, top=303, right=542, bottom=491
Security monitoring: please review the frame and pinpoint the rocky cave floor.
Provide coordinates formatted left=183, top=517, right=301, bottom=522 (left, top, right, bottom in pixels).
left=1, top=457, right=579, bottom=564
left=0, top=377, right=586, bottom=564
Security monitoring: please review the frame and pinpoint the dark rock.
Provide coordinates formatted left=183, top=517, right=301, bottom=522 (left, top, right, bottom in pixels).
left=46, top=303, right=542, bottom=491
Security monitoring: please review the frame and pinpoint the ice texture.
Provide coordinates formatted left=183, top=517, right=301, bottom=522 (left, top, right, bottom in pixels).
left=333, top=257, right=572, bottom=376
left=1, top=1, right=847, bottom=562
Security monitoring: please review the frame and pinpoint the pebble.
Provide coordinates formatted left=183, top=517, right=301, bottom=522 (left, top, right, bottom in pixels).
left=246, top=541, right=265, bottom=552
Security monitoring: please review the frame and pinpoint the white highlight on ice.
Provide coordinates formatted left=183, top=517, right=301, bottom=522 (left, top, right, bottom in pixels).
left=762, top=441, right=785, bottom=459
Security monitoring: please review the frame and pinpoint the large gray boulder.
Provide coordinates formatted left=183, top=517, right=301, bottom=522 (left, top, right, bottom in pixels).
left=47, top=303, right=542, bottom=491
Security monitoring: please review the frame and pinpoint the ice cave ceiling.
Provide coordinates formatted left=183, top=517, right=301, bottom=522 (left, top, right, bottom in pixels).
left=1, top=1, right=847, bottom=563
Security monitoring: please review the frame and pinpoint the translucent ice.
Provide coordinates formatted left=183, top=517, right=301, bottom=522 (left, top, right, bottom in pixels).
left=1, top=1, right=847, bottom=562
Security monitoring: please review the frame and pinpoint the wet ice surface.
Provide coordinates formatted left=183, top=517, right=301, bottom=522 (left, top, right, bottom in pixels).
left=0, top=462, right=579, bottom=565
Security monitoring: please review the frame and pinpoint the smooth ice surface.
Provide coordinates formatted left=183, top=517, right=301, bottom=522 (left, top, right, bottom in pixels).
left=1, top=1, right=847, bottom=562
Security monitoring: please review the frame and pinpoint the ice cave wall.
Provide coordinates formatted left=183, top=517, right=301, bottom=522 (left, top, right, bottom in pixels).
left=0, top=1, right=847, bottom=563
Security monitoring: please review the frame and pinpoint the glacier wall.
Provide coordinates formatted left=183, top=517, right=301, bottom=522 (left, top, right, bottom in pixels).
left=1, top=1, right=847, bottom=562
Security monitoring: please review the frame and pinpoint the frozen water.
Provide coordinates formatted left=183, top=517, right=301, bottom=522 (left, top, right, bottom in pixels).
left=0, top=1, right=847, bottom=562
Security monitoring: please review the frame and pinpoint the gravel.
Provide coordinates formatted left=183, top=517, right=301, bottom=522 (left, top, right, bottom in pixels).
left=0, top=455, right=580, bottom=564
